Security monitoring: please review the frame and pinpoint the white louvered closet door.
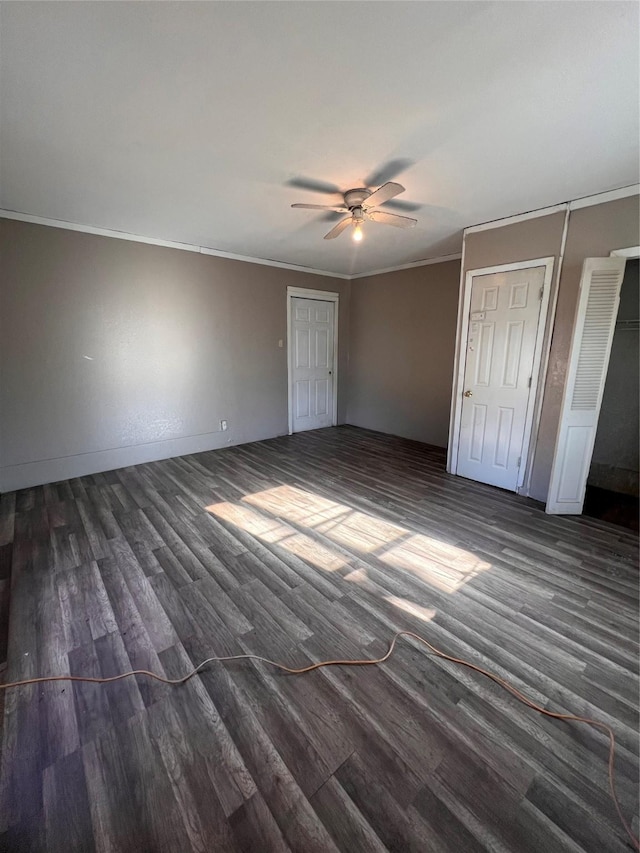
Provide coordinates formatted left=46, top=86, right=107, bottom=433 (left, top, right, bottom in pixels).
left=546, top=257, right=627, bottom=514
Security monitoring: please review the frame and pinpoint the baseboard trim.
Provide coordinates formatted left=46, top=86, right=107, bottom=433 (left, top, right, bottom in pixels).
left=0, top=429, right=240, bottom=492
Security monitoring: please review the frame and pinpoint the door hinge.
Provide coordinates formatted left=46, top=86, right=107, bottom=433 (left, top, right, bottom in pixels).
left=539, top=287, right=544, bottom=300
left=527, top=376, right=532, bottom=388
left=517, top=456, right=522, bottom=468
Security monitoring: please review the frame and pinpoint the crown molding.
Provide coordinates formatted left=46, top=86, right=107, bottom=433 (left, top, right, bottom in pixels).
left=0, top=208, right=461, bottom=279
left=0, top=209, right=351, bottom=280
left=9, top=185, right=636, bottom=281
left=349, top=253, right=462, bottom=280
left=465, top=184, right=639, bottom=235
left=197, top=245, right=350, bottom=279
left=569, top=183, right=640, bottom=210
left=464, top=205, right=567, bottom=235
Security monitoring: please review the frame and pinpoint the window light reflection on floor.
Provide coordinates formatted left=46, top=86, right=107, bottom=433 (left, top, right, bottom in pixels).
left=207, top=501, right=350, bottom=572
left=243, top=485, right=407, bottom=553
left=206, top=484, right=490, bottom=593
left=384, top=595, right=436, bottom=623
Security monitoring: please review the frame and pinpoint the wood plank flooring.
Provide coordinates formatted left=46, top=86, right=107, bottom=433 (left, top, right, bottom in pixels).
left=0, top=425, right=638, bottom=852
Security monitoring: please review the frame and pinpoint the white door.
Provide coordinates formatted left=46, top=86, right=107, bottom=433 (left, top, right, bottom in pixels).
left=290, top=297, right=335, bottom=432
left=457, top=266, right=546, bottom=491
left=546, top=257, right=626, bottom=514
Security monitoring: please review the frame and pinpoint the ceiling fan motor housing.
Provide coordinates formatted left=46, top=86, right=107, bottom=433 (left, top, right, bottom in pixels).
left=344, top=188, right=372, bottom=209
left=291, top=182, right=415, bottom=239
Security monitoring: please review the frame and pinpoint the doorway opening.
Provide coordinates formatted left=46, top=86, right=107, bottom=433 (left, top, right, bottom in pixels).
left=583, top=259, right=639, bottom=531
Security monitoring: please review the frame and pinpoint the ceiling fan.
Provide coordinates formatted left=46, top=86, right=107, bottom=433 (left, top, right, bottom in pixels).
left=291, top=182, right=417, bottom=241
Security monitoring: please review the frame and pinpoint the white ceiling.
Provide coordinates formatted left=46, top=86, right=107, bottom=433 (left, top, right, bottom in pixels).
left=1, top=2, right=638, bottom=277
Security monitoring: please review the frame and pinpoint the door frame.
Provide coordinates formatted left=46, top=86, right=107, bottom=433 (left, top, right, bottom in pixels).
left=447, top=257, right=556, bottom=493
left=287, top=286, right=339, bottom=435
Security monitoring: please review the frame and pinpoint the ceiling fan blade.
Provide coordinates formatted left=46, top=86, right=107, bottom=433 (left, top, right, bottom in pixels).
left=364, top=159, right=413, bottom=188
left=292, top=203, right=349, bottom=212
left=367, top=210, right=417, bottom=229
left=362, top=181, right=405, bottom=208
left=324, top=216, right=353, bottom=240
left=286, top=177, right=342, bottom=195
left=382, top=198, right=422, bottom=213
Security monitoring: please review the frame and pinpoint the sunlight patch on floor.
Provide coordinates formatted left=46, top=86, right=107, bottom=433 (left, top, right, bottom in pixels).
left=207, top=500, right=350, bottom=571
left=380, top=536, right=491, bottom=594
left=207, top=484, right=491, bottom=593
left=244, top=485, right=407, bottom=553
left=385, top=595, right=436, bottom=623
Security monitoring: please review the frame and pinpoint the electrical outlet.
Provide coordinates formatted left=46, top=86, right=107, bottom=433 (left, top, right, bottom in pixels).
left=220, top=420, right=228, bottom=431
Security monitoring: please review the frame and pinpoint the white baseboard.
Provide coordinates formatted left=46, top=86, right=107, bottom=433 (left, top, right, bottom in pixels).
left=0, top=429, right=242, bottom=492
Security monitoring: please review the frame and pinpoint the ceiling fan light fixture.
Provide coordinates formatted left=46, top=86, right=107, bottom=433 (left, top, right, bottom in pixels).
left=292, top=181, right=417, bottom=240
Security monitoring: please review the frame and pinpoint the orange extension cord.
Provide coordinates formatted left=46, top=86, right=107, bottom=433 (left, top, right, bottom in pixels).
left=1, top=630, right=637, bottom=849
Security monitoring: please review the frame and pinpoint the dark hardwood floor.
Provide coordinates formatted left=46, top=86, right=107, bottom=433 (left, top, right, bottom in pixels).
left=0, top=426, right=638, bottom=852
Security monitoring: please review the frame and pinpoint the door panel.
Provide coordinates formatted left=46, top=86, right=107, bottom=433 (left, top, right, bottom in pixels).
left=457, top=266, right=546, bottom=491
left=546, top=258, right=626, bottom=514
left=295, top=380, right=310, bottom=419
left=475, top=323, right=494, bottom=385
left=295, top=328, right=310, bottom=367
left=290, top=297, right=335, bottom=432
left=469, top=404, right=487, bottom=461
left=494, top=407, right=514, bottom=468
left=315, top=378, right=330, bottom=415
left=502, top=322, right=524, bottom=387
left=315, top=328, right=329, bottom=367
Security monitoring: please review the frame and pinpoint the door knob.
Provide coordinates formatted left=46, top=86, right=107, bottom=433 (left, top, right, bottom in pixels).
left=463, top=390, right=473, bottom=397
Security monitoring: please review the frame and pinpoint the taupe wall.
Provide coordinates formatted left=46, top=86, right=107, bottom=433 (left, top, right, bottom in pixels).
left=462, top=195, right=640, bottom=502
left=346, top=260, right=460, bottom=447
left=463, top=211, right=566, bottom=272
left=529, top=195, right=640, bottom=500
left=0, top=219, right=349, bottom=491
left=3, top=194, right=637, bottom=498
